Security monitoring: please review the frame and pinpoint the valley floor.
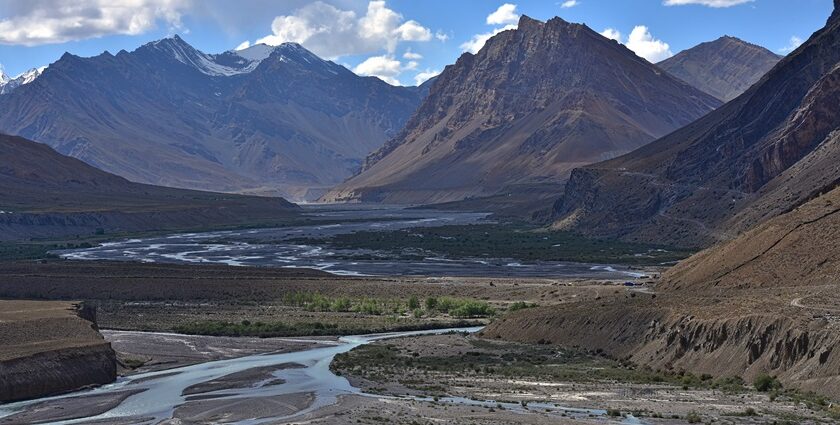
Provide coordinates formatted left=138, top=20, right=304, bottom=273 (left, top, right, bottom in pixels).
left=1, top=260, right=837, bottom=423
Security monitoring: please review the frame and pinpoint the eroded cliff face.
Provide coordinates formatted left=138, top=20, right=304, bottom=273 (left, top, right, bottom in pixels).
left=0, top=301, right=117, bottom=402
left=483, top=298, right=840, bottom=397
left=487, top=186, right=840, bottom=397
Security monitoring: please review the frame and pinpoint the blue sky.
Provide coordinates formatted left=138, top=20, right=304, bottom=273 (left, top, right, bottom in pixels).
left=0, top=0, right=833, bottom=85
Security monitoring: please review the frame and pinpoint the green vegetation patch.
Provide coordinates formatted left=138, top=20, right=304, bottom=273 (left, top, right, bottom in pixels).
left=333, top=337, right=736, bottom=389
left=280, top=292, right=495, bottom=319
left=173, top=319, right=481, bottom=338
left=291, top=224, right=694, bottom=265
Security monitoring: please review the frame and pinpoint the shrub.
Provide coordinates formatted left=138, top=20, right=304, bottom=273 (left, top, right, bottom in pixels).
left=450, top=300, right=495, bottom=318
left=508, top=301, right=537, bottom=312
left=425, top=297, right=438, bottom=311
left=408, top=296, right=420, bottom=310
left=753, top=374, right=782, bottom=392
left=685, top=411, right=701, bottom=423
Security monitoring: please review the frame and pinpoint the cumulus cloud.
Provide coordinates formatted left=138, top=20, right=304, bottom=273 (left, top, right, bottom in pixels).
left=560, top=0, right=580, bottom=8
left=461, top=24, right=518, bottom=54
left=598, top=25, right=672, bottom=62
left=0, top=0, right=190, bottom=46
left=663, top=0, right=753, bottom=7
left=626, top=26, right=673, bottom=62
left=778, top=35, right=803, bottom=54
left=255, top=1, right=432, bottom=59
left=435, top=30, right=450, bottom=42
left=353, top=50, right=434, bottom=86
left=414, top=69, right=440, bottom=86
left=235, top=40, right=251, bottom=51
left=486, top=4, right=519, bottom=25
left=600, top=28, right=622, bottom=41
left=403, top=50, right=423, bottom=60
left=395, top=20, right=432, bottom=41
left=353, top=55, right=405, bottom=85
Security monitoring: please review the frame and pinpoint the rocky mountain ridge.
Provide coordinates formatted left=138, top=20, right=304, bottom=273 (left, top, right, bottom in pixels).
left=658, top=36, right=781, bottom=102
left=554, top=3, right=840, bottom=248
left=0, top=36, right=425, bottom=201
left=0, top=133, right=299, bottom=240
left=323, top=15, right=721, bottom=205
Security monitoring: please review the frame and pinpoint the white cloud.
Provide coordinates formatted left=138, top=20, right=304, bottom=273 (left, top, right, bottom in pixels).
left=486, top=4, right=519, bottom=25
left=663, top=0, right=753, bottom=7
left=0, top=0, right=190, bottom=46
left=627, top=26, right=673, bottom=62
left=414, top=69, right=440, bottom=86
left=395, top=20, right=432, bottom=41
left=353, top=55, right=403, bottom=85
left=600, top=28, right=622, bottom=41
left=235, top=40, right=251, bottom=51
left=256, top=1, right=433, bottom=59
left=460, top=24, right=517, bottom=54
left=403, top=50, right=423, bottom=60
left=560, top=0, right=580, bottom=8
left=778, top=35, right=803, bottom=54
left=600, top=25, right=672, bottom=62
left=435, top=30, right=450, bottom=42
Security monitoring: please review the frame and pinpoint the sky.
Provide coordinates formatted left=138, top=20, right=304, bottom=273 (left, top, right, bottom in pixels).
left=0, top=0, right=833, bottom=86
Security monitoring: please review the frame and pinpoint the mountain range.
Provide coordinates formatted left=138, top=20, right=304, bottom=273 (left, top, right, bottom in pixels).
left=322, top=16, right=721, bottom=205
left=0, top=133, right=299, bottom=241
left=658, top=36, right=782, bottom=102
left=0, top=67, right=44, bottom=95
left=0, top=36, right=426, bottom=201
left=554, top=3, right=840, bottom=248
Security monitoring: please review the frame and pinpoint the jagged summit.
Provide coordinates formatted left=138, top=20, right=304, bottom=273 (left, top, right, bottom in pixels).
left=322, top=13, right=720, bottom=204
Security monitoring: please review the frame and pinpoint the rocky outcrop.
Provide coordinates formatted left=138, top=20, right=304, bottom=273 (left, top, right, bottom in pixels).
left=553, top=4, right=840, bottom=248
left=658, top=36, right=781, bottom=102
left=323, top=15, right=719, bottom=205
left=0, top=301, right=117, bottom=402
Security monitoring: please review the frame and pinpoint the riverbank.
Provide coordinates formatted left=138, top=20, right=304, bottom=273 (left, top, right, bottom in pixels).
left=0, top=260, right=630, bottom=336
left=332, top=333, right=839, bottom=424
left=0, top=301, right=116, bottom=403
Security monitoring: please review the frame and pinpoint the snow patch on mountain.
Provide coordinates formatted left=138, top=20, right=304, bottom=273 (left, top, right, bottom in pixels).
left=0, top=66, right=46, bottom=95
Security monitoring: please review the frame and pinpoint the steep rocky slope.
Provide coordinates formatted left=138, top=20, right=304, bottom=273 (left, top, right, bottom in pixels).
left=0, top=37, right=424, bottom=201
left=554, top=3, right=840, bottom=248
left=0, top=133, right=299, bottom=240
left=658, top=36, right=781, bottom=102
left=323, top=16, right=720, bottom=205
left=0, top=301, right=116, bottom=402
left=485, top=185, right=840, bottom=397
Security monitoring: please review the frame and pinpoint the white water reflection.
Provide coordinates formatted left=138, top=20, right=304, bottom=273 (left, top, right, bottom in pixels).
left=56, top=206, right=647, bottom=279
left=0, top=327, right=646, bottom=424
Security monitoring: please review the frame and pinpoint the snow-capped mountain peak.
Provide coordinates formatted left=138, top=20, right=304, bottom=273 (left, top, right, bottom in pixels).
left=143, top=35, right=254, bottom=77
left=0, top=66, right=46, bottom=95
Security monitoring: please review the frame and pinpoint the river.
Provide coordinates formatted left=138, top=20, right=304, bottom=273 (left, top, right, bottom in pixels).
left=0, top=327, right=642, bottom=424
left=56, top=205, right=648, bottom=279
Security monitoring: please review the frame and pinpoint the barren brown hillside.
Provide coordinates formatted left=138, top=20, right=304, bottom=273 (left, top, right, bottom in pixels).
left=485, top=186, right=840, bottom=397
